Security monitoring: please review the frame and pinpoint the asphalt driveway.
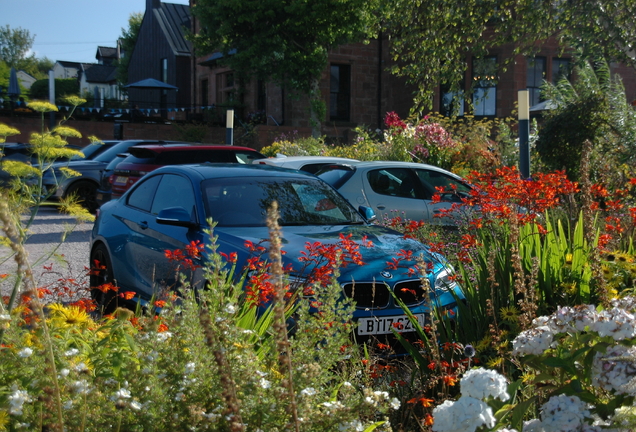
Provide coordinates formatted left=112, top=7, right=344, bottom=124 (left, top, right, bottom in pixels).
left=0, top=206, right=92, bottom=299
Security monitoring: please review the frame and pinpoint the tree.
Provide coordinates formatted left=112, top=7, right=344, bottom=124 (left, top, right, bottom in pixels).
left=116, top=12, right=143, bottom=89
left=0, top=25, right=35, bottom=69
left=536, top=59, right=636, bottom=185
left=381, top=0, right=636, bottom=112
left=190, top=0, right=379, bottom=136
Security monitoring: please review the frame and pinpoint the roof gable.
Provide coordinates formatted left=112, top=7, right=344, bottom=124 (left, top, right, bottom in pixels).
left=153, top=2, right=192, bottom=56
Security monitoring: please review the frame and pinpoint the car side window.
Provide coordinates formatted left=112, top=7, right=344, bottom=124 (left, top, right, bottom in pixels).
left=127, top=174, right=162, bottom=212
left=415, top=169, right=471, bottom=201
left=150, top=174, right=197, bottom=217
left=367, top=168, right=424, bottom=199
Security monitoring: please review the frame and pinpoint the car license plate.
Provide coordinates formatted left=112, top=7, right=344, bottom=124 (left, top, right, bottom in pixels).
left=114, top=176, right=128, bottom=185
left=357, top=314, right=426, bottom=335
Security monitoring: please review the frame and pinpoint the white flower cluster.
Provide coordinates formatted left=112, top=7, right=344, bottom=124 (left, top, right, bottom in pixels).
left=433, top=396, right=495, bottom=432
left=433, top=368, right=509, bottom=432
left=512, top=326, right=554, bottom=356
left=513, top=300, right=636, bottom=357
left=460, top=368, right=510, bottom=401
left=592, top=345, right=636, bottom=396
left=539, top=394, right=590, bottom=432
left=8, top=387, right=31, bottom=415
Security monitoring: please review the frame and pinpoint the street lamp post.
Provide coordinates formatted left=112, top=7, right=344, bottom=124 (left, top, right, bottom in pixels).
left=518, top=89, right=530, bottom=179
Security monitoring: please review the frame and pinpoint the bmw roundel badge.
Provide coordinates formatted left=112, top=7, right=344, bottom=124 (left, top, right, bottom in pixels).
left=380, top=271, right=393, bottom=279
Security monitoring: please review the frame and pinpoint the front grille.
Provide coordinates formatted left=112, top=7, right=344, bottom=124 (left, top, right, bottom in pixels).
left=342, top=282, right=390, bottom=309
left=393, top=280, right=427, bottom=306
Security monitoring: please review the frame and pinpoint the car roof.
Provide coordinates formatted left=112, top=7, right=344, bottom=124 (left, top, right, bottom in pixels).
left=323, top=160, right=462, bottom=177
left=151, top=162, right=320, bottom=180
left=128, top=144, right=258, bottom=153
left=258, top=155, right=359, bottom=164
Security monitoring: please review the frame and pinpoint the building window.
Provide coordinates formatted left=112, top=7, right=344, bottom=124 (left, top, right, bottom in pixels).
left=330, top=64, right=351, bottom=121
left=216, top=72, right=236, bottom=105
left=440, top=83, right=465, bottom=117
left=201, top=79, right=209, bottom=108
left=527, top=57, right=546, bottom=107
left=552, top=58, right=571, bottom=83
left=472, top=56, right=497, bottom=116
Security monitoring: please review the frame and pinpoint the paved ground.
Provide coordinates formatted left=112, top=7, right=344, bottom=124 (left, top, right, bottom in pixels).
left=0, top=206, right=92, bottom=300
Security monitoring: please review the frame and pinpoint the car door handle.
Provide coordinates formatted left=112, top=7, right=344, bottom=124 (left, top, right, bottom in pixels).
left=376, top=204, right=386, bottom=210
left=138, top=221, right=148, bottom=230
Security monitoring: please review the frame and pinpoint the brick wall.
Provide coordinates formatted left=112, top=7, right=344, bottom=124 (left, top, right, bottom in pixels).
left=0, top=114, right=307, bottom=150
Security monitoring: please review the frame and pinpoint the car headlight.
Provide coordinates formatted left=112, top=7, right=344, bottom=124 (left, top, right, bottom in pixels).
left=434, top=267, right=458, bottom=292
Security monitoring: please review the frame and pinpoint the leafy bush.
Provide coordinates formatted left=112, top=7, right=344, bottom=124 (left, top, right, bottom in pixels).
left=29, top=79, right=79, bottom=103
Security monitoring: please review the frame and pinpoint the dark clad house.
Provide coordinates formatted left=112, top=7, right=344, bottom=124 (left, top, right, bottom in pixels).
left=127, top=0, right=192, bottom=118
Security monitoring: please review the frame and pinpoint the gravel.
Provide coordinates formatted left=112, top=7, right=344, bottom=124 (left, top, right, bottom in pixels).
left=0, top=206, right=93, bottom=300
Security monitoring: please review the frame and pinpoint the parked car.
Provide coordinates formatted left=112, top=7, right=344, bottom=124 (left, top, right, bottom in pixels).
left=40, top=140, right=185, bottom=213
left=1, top=141, right=89, bottom=187
left=317, top=161, right=473, bottom=224
left=95, top=153, right=130, bottom=208
left=254, top=155, right=359, bottom=174
left=90, top=164, right=464, bottom=346
left=109, top=144, right=266, bottom=199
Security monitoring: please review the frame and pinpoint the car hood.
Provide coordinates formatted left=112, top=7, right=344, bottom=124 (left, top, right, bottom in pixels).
left=214, top=223, right=446, bottom=282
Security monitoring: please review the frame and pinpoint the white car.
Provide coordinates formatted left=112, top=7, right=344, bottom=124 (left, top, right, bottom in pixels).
left=317, top=161, right=473, bottom=224
left=254, top=155, right=359, bottom=174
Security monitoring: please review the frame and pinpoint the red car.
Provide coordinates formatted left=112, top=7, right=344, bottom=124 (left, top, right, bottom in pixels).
left=110, top=144, right=266, bottom=198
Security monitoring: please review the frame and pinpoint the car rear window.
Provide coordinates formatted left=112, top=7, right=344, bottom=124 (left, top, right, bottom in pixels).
left=316, top=165, right=356, bottom=189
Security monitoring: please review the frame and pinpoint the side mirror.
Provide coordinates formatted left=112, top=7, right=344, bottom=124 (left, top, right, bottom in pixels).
left=156, top=207, right=197, bottom=228
left=358, top=205, right=376, bottom=222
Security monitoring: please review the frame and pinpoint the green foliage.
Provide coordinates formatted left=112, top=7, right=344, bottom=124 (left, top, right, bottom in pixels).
left=0, top=25, right=35, bottom=69
left=381, top=0, right=636, bottom=110
left=29, top=78, right=80, bottom=102
left=537, top=59, right=636, bottom=183
left=190, top=0, right=379, bottom=135
left=172, top=122, right=208, bottom=143
left=0, top=225, right=398, bottom=430
left=116, top=12, right=143, bottom=88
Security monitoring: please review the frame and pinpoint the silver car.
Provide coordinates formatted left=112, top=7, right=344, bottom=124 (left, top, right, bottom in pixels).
left=317, top=161, right=473, bottom=224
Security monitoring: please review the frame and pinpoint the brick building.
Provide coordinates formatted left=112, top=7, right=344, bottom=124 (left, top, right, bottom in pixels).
left=192, top=37, right=636, bottom=145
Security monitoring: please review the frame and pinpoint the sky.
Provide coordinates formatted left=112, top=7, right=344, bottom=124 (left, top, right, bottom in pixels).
left=2, top=0, right=190, bottom=64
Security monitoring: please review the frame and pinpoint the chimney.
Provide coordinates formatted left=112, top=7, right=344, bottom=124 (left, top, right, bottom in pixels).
left=147, top=0, right=161, bottom=10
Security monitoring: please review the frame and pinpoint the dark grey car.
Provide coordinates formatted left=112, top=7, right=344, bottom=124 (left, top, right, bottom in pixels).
left=41, top=140, right=185, bottom=212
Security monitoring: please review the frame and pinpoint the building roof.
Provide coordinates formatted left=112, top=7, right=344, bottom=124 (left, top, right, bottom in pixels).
left=153, top=2, right=191, bottom=56
left=97, top=46, right=119, bottom=60
left=82, top=64, right=118, bottom=83
left=56, top=60, right=82, bottom=68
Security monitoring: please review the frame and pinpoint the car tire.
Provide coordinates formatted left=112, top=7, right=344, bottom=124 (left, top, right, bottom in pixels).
left=89, top=243, right=118, bottom=315
left=64, top=180, right=98, bottom=213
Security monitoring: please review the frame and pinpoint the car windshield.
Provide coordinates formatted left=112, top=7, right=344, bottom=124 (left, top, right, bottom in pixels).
left=71, top=143, right=108, bottom=161
left=202, top=176, right=365, bottom=227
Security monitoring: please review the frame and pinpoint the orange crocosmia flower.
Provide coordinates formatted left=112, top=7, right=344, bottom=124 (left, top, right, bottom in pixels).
left=157, top=322, right=169, bottom=332
left=97, top=283, right=119, bottom=293
left=120, top=291, right=136, bottom=300
left=442, top=375, right=458, bottom=386
left=377, top=343, right=390, bottom=350
left=427, top=362, right=436, bottom=370
left=424, top=414, right=434, bottom=426
left=154, top=300, right=166, bottom=308
left=0, top=274, right=8, bottom=280
left=419, top=397, right=435, bottom=407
